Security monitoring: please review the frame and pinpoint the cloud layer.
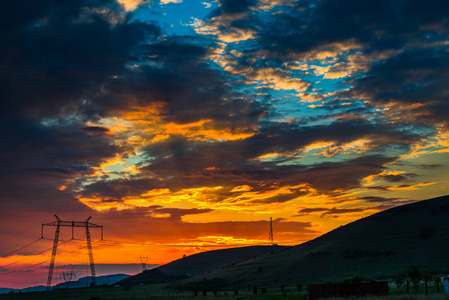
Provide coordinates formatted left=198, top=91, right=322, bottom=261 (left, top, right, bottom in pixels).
left=1, top=0, right=449, bottom=287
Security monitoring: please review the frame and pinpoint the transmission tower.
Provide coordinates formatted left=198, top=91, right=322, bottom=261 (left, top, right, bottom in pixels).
left=61, top=266, right=76, bottom=289
left=42, top=215, right=103, bottom=290
left=62, top=270, right=76, bottom=282
left=140, top=256, right=148, bottom=272
left=269, top=217, right=274, bottom=245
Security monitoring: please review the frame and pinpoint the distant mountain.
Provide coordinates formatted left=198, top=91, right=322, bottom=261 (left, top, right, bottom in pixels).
left=54, top=273, right=130, bottom=289
left=0, top=274, right=130, bottom=294
left=182, top=194, right=449, bottom=289
left=0, top=288, right=18, bottom=294
left=118, top=245, right=289, bottom=286
left=18, top=285, right=46, bottom=293
left=0, top=287, right=47, bottom=294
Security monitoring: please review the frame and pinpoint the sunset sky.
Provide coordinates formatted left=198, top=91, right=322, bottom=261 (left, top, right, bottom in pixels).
left=1, top=0, right=449, bottom=289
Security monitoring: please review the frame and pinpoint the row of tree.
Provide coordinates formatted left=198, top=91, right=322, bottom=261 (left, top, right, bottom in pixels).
left=395, top=266, right=441, bottom=295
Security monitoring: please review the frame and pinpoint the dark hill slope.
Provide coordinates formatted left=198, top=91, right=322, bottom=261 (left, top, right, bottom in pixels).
left=185, top=195, right=449, bottom=288
left=119, top=245, right=289, bottom=286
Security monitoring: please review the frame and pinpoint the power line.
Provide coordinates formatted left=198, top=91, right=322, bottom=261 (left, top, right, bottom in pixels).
left=98, top=239, right=259, bottom=247
left=0, top=239, right=81, bottom=270
left=3, top=217, right=449, bottom=276
left=0, top=238, right=43, bottom=257
left=42, top=215, right=103, bottom=289
left=0, top=259, right=49, bottom=277
left=0, top=246, right=53, bottom=269
left=0, top=241, right=100, bottom=277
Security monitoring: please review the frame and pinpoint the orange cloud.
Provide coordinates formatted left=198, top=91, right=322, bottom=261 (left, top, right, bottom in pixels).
left=301, top=139, right=374, bottom=158
left=401, top=127, right=449, bottom=159
left=230, top=185, right=253, bottom=192
left=116, top=0, right=144, bottom=11
left=192, top=13, right=256, bottom=43
left=324, top=71, right=348, bottom=79
left=161, top=119, right=255, bottom=141
left=388, top=182, right=435, bottom=190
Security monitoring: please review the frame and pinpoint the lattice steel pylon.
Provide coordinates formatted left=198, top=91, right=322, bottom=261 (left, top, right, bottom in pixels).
left=268, top=217, right=274, bottom=245
left=61, top=267, right=77, bottom=289
left=42, top=215, right=103, bottom=290
left=62, top=269, right=76, bottom=282
left=140, top=256, right=148, bottom=272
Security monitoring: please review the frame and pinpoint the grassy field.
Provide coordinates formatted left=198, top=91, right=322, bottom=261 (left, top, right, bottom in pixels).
left=119, top=246, right=289, bottom=287
left=1, top=284, right=448, bottom=300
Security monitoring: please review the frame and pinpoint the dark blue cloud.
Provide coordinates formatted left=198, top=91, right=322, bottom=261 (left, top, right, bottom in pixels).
left=349, top=47, right=449, bottom=125
left=253, top=0, right=449, bottom=55
left=0, top=3, right=160, bottom=118
left=0, top=0, right=160, bottom=217
left=213, top=0, right=257, bottom=15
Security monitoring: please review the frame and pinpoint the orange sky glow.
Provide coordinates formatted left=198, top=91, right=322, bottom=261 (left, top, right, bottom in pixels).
left=2, top=0, right=449, bottom=291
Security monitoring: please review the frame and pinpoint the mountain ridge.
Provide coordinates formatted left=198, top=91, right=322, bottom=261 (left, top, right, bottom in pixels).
left=183, top=194, right=449, bottom=288
left=0, top=273, right=129, bottom=294
left=121, top=195, right=449, bottom=290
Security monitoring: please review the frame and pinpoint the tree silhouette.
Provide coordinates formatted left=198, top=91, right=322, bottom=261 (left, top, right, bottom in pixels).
left=408, top=266, right=422, bottom=292
left=395, top=275, right=404, bottom=288
left=422, top=272, right=433, bottom=295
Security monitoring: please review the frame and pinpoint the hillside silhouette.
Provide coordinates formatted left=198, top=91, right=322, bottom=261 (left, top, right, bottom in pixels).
left=118, top=245, right=289, bottom=286
left=122, top=195, right=449, bottom=289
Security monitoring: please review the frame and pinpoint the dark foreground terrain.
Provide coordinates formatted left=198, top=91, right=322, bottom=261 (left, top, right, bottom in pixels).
left=1, top=284, right=449, bottom=300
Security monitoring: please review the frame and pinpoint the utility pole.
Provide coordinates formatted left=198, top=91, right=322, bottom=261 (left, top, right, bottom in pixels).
left=269, top=217, right=274, bottom=245
left=42, top=215, right=103, bottom=290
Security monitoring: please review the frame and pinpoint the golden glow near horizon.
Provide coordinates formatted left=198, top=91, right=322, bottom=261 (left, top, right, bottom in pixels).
left=3, top=0, right=449, bottom=289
